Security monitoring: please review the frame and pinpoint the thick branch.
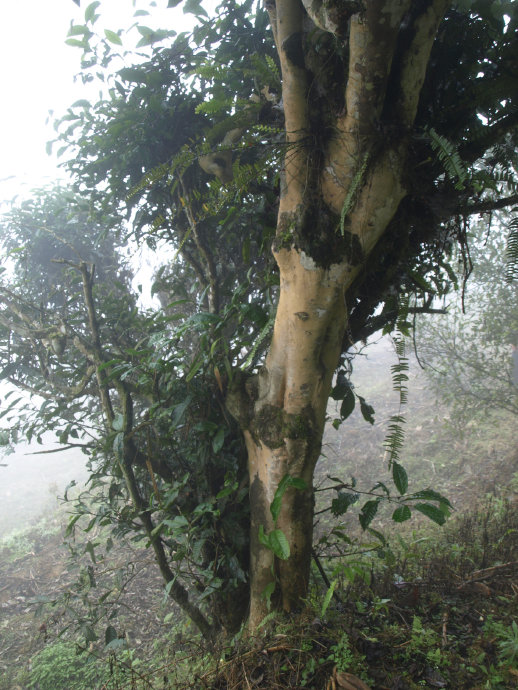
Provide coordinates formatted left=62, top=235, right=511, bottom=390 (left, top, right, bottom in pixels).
left=276, top=0, right=310, bottom=215
left=396, top=0, right=449, bottom=126
left=344, top=0, right=410, bottom=130
left=322, top=1, right=410, bottom=213
left=459, top=194, right=518, bottom=217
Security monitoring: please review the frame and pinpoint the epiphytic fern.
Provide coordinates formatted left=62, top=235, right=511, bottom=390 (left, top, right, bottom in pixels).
left=506, top=217, right=518, bottom=282
left=383, top=299, right=410, bottom=495
left=427, top=127, right=468, bottom=191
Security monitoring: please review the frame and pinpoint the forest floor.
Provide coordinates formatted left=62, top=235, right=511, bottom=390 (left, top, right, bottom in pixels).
left=1, top=344, right=517, bottom=689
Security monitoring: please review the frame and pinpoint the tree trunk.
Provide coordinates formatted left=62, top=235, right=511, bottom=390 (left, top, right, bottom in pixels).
left=228, top=0, right=448, bottom=628
left=231, top=247, right=354, bottom=626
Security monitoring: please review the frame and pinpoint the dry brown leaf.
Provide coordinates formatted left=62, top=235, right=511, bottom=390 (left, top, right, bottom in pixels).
left=333, top=667, right=372, bottom=690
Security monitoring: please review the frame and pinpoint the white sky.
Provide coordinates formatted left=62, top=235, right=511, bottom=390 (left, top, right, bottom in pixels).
left=0, top=0, right=190, bottom=203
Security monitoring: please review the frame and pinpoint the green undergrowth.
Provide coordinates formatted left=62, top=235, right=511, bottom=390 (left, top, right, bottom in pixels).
left=0, top=512, right=61, bottom=563
left=9, top=495, right=517, bottom=690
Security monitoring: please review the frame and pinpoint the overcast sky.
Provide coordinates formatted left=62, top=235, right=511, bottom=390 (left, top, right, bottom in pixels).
left=0, top=0, right=187, bottom=203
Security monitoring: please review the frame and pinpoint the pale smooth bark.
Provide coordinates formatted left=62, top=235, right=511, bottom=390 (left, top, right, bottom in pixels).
left=227, top=0, right=451, bottom=627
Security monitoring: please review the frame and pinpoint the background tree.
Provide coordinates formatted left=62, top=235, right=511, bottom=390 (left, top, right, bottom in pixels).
left=0, top=187, right=252, bottom=640
left=2, top=0, right=518, bottom=635
left=418, top=214, right=518, bottom=427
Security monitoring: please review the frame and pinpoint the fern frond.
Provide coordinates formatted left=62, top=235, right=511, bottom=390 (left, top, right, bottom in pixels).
left=505, top=217, right=518, bottom=282
left=195, top=64, right=229, bottom=81
left=126, top=160, right=172, bottom=201
left=427, top=127, right=468, bottom=191
left=195, top=99, right=233, bottom=116
left=494, top=170, right=518, bottom=195
left=245, top=54, right=281, bottom=91
left=384, top=296, right=410, bottom=470
left=340, top=152, right=370, bottom=234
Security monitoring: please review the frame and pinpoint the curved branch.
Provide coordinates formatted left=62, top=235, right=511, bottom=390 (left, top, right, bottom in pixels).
left=460, top=194, right=518, bottom=217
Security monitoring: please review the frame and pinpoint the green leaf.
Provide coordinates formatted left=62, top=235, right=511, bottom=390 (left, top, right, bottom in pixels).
left=321, top=579, right=337, bottom=617
left=392, top=505, right=411, bottom=522
left=413, top=502, right=447, bottom=525
left=84, top=540, right=97, bottom=564
left=84, top=1, right=101, bottom=23
left=183, top=0, right=209, bottom=17
left=65, top=513, right=81, bottom=537
left=269, top=529, right=290, bottom=560
left=331, top=375, right=350, bottom=401
left=406, top=488, right=453, bottom=509
left=359, top=499, right=379, bottom=530
left=136, top=27, right=176, bottom=47
left=216, top=480, right=238, bottom=499
left=358, top=395, right=375, bottom=424
left=186, top=356, right=204, bottom=381
left=104, top=29, right=122, bottom=46
left=68, top=24, right=90, bottom=37
left=168, top=0, right=183, bottom=6
left=340, top=387, right=355, bottom=420
left=331, top=492, right=359, bottom=516
left=71, top=99, right=91, bottom=109
left=261, top=580, right=275, bottom=608
left=105, top=625, right=118, bottom=646
left=270, top=474, right=307, bottom=523
left=392, top=462, right=408, bottom=495
left=367, top=527, right=387, bottom=546
left=212, top=426, right=225, bottom=453
left=81, top=624, right=98, bottom=642
left=258, top=524, right=269, bottom=548
left=65, top=38, right=88, bottom=48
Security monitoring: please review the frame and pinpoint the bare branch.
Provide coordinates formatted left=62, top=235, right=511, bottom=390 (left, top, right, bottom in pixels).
left=461, top=194, right=518, bottom=217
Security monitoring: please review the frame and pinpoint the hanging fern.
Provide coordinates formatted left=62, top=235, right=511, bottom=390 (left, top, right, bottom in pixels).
left=427, top=127, right=468, bottom=191
left=505, top=217, right=518, bottom=283
left=494, top=169, right=518, bottom=195
left=383, top=298, right=411, bottom=495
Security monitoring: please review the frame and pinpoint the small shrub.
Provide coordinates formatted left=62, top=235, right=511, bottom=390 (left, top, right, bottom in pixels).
left=29, top=642, right=108, bottom=690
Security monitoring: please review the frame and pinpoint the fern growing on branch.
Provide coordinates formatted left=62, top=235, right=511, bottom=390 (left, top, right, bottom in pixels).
left=427, top=127, right=468, bottom=191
